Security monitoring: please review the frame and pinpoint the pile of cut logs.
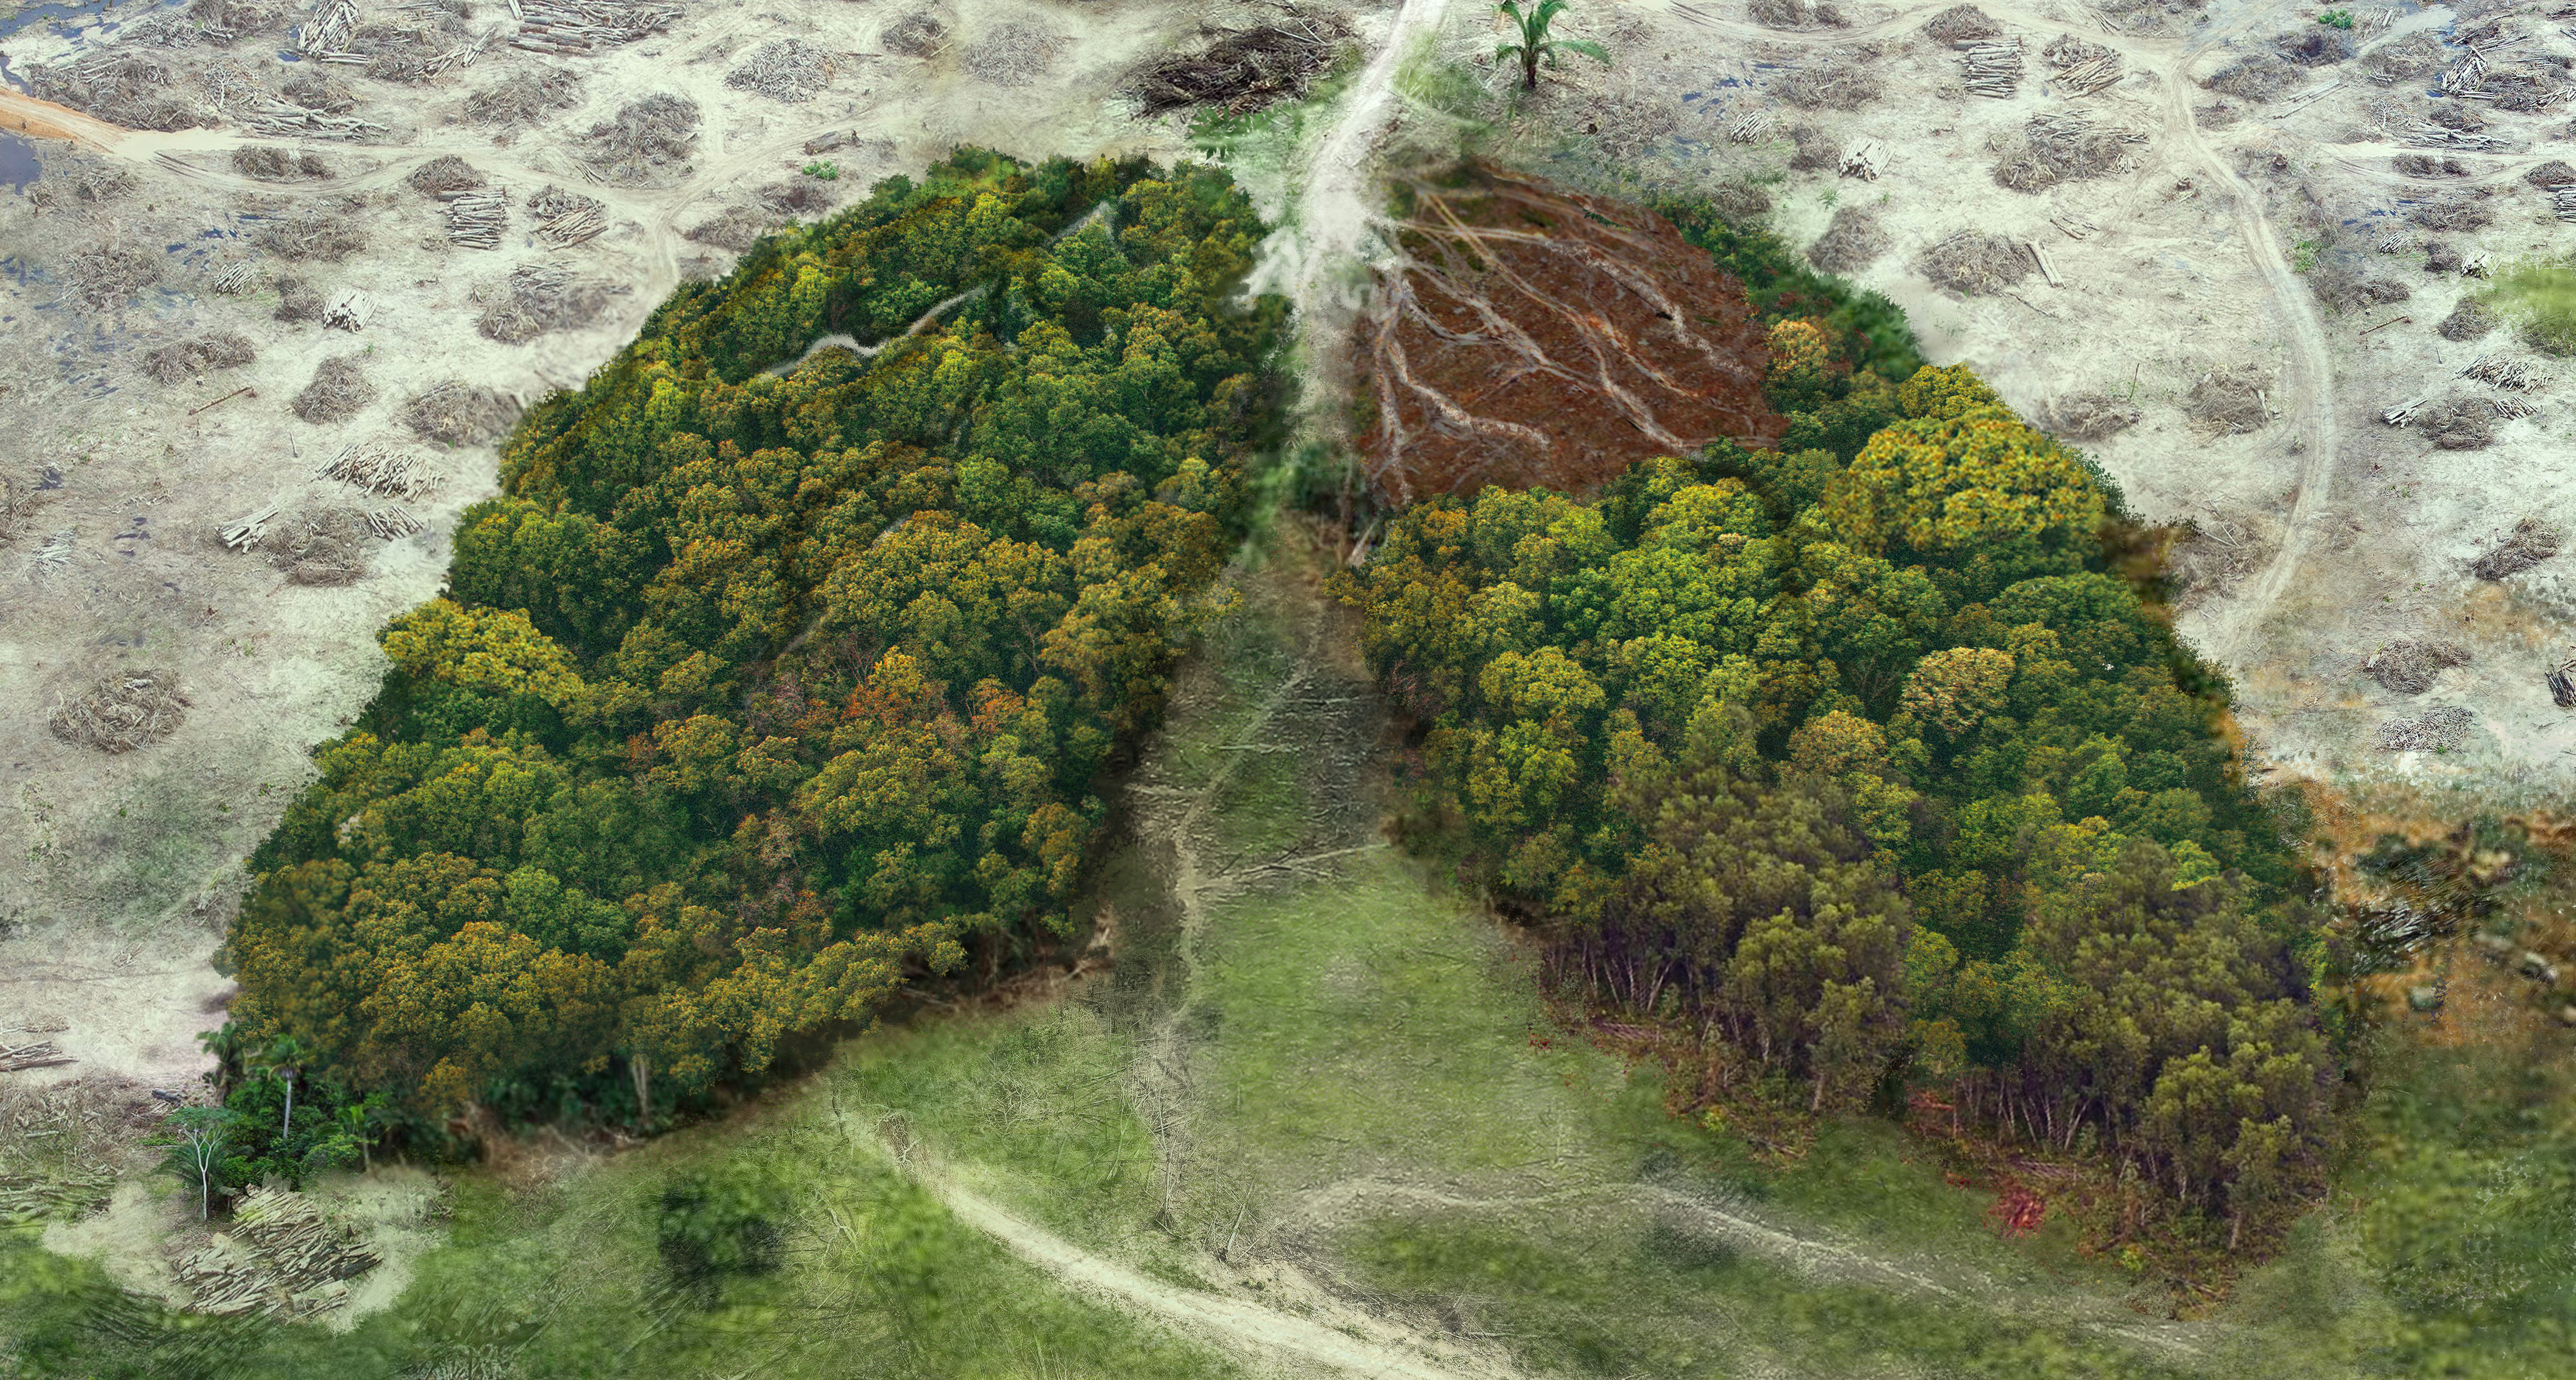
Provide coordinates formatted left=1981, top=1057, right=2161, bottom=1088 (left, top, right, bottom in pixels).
left=512, top=0, right=684, bottom=55
left=174, top=1186, right=380, bottom=1319
left=1960, top=37, right=2023, bottom=98
left=0, top=1037, right=73, bottom=1073
left=446, top=190, right=508, bottom=248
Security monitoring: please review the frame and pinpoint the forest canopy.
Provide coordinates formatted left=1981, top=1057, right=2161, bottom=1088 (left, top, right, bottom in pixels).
left=1342, top=203, right=2328, bottom=1244
left=219, top=149, right=1284, bottom=1129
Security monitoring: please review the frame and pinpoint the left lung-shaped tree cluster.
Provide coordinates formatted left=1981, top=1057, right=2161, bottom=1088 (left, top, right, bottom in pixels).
left=222, top=150, right=1283, bottom=1118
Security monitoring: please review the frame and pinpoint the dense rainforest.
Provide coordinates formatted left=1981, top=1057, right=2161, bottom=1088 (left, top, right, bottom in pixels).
left=211, top=149, right=1285, bottom=1172
left=1342, top=205, right=2330, bottom=1248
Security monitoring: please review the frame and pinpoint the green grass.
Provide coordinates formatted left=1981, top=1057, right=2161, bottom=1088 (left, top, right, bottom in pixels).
left=2479, top=257, right=2576, bottom=356
left=2, top=1087, right=1241, bottom=1380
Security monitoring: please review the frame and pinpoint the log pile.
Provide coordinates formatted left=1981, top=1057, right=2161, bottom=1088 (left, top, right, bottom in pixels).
left=1838, top=138, right=1885, bottom=179
left=1727, top=109, right=1775, bottom=142
left=2382, top=394, right=2428, bottom=426
left=174, top=1186, right=381, bottom=1320
left=447, top=191, right=508, bottom=248
left=209, top=263, right=258, bottom=295
left=1959, top=37, right=2023, bottom=98
left=318, top=441, right=438, bottom=501
left=2049, top=211, right=2099, bottom=239
left=511, top=0, right=683, bottom=55
left=2552, top=183, right=2576, bottom=222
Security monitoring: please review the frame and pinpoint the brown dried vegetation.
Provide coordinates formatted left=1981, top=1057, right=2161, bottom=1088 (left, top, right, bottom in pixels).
left=1355, top=167, right=1782, bottom=504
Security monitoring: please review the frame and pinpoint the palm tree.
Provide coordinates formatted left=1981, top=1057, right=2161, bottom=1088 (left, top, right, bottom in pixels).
left=1495, top=0, right=1611, bottom=92
left=252, top=1035, right=310, bottom=1141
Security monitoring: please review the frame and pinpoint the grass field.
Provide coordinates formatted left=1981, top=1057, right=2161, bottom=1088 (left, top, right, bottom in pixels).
left=12, top=529, right=2573, bottom=1379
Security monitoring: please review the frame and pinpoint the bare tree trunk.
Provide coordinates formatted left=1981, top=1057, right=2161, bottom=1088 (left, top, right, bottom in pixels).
left=630, top=1051, right=652, bottom=1129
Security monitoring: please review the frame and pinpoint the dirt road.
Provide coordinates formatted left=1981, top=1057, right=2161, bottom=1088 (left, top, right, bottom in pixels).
left=917, top=1165, right=1513, bottom=1380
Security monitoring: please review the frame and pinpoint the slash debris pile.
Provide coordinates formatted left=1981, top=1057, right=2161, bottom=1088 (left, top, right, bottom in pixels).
left=2419, top=394, right=2495, bottom=449
left=1356, top=166, right=1784, bottom=503
left=1806, top=204, right=1890, bottom=271
left=881, top=12, right=948, bottom=57
left=407, top=154, right=486, bottom=195
left=141, top=333, right=256, bottom=385
left=580, top=94, right=699, bottom=186
left=174, top=1186, right=382, bottom=1318
left=2376, top=705, right=2473, bottom=752
left=475, top=263, right=611, bottom=343
left=2044, top=390, right=2142, bottom=440
left=2364, top=639, right=2469, bottom=695
left=2439, top=298, right=2499, bottom=342
left=253, top=201, right=369, bottom=261
left=402, top=380, right=520, bottom=446
left=462, top=67, right=583, bottom=124
left=2185, top=365, right=2272, bottom=433
left=2471, top=518, right=2562, bottom=580
left=1129, top=16, right=1349, bottom=113
left=232, top=145, right=333, bottom=181
left=1922, top=4, right=2001, bottom=43
left=273, top=275, right=326, bottom=323
left=50, top=670, right=189, bottom=752
left=65, top=246, right=163, bottom=312
left=292, top=355, right=376, bottom=423
left=1777, top=56, right=1881, bottom=109
left=1990, top=111, right=2142, bottom=191
left=963, top=23, right=1062, bottom=87
left=2203, top=53, right=2298, bottom=103
left=25, top=53, right=213, bottom=130
left=726, top=38, right=834, bottom=102
left=267, top=508, right=373, bottom=586
left=1915, top=230, right=2031, bottom=295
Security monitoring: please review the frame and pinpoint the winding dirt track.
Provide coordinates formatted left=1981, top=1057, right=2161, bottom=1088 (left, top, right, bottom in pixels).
left=917, top=1167, right=1505, bottom=1380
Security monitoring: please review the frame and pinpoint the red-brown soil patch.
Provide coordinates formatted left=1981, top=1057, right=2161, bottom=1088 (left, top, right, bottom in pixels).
left=1355, top=165, right=1785, bottom=503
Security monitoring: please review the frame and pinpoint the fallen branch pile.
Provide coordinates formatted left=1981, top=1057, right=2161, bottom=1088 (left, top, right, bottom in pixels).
left=49, top=670, right=189, bottom=753
left=0, top=1039, right=74, bottom=1073
left=1129, top=16, right=1348, bottom=114
left=2470, top=518, right=2561, bottom=580
left=2460, top=354, right=2541, bottom=391
left=318, top=440, right=438, bottom=500
left=529, top=185, right=607, bottom=246
left=2375, top=704, right=2473, bottom=752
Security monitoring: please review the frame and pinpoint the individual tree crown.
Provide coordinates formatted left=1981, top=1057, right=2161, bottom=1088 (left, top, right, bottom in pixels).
left=1495, top=0, right=1611, bottom=91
